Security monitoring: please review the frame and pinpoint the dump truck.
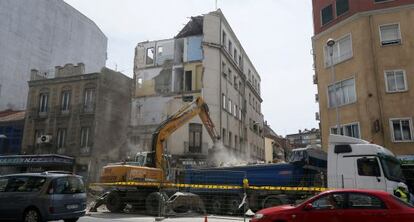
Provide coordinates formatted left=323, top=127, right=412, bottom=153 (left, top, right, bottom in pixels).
left=91, top=97, right=407, bottom=215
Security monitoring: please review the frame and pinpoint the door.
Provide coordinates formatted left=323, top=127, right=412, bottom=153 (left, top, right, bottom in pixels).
left=355, top=157, right=387, bottom=190
left=304, top=193, right=346, bottom=222
left=337, top=156, right=357, bottom=188
left=341, top=193, right=388, bottom=222
left=50, top=176, right=87, bottom=214
left=0, top=176, right=30, bottom=219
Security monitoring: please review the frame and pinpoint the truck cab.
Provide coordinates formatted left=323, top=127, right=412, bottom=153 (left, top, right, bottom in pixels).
left=328, top=134, right=405, bottom=194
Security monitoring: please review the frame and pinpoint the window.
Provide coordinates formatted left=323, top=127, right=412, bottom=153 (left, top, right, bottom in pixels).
left=84, top=88, right=95, bottom=112
left=3, top=176, right=46, bottom=192
left=0, top=177, right=7, bottom=192
left=385, top=70, right=407, bottom=92
left=228, top=40, right=233, bottom=55
left=380, top=24, right=401, bottom=45
left=234, top=76, right=237, bottom=89
left=348, top=193, right=385, bottom=209
left=234, top=49, right=238, bottom=62
left=375, top=0, right=394, bottom=2
left=321, top=4, right=333, bottom=26
left=56, top=128, right=67, bottom=149
left=39, top=93, right=48, bottom=113
left=222, top=31, right=227, bottom=48
left=248, top=70, right=251, bottom=82
left=80, top=127, right=90, bottom=148
left=222, top=62, right=227, bottom=77
left=189, top=123, right=202, bottom=153
left=238, top=55, right=242, bottom=68
left=157, top=46, right=163, bottom=56
left=52, top=176, right=85, bottom=194
left=228, top=99, right=232, bottom=114
left=229, top=131, right=232, bottom=147
left=185, top=71, right=192, bottom=91
left=222, top=94, right=227, bottom=110
left=146, top=47, right=154, bottom=64
left=235, top=135, right=238, bottom=149
left=328, top=78, right=356, bottom=107
left=228, top=68, right=232, bottom=83
left=357, top=157, right=381, bottom=177
left=61, top=91, right=71, bottom=112
left=222, top=128, right=227, bottom=145
left=331, top=122, right=360, bottom=138
left=137, top=78, right=143, bottom=88
left=390, top=118, right=413, bottom=142
left=336, top=0, right=349, bottom=16
left=324, top=34, right=352, bottom=66
left=311, top=193, right=346, bottom=210
left=233, top=104, right=237, bottom=117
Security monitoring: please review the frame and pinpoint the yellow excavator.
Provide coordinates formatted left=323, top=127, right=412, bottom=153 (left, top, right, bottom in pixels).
left=100, top=96, right=220, bottom=183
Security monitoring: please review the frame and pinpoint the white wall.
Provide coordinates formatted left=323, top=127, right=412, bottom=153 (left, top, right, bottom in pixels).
left=0, top=0, right=107, bottom=110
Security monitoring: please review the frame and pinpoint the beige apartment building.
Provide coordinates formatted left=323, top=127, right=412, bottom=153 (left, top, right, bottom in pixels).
left=21, top=64, right=131, bottom=182
left=312, top=0, right=414, bottom=156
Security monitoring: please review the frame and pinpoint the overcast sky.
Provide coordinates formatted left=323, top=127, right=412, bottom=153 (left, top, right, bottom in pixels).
left=64, top=0, right=318, bottom=136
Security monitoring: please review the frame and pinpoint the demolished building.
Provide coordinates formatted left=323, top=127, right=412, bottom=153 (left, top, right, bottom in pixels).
left=130, top=10, right=264, bottom=167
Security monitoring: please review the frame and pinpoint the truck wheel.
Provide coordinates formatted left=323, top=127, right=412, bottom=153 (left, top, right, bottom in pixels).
left=145, top=192, right=168, bottom=216
left=106, top=191, right=126, bottom=213
left=261, top=196, right=282, bottom=209
left=227, top=197, right=242, bottom=215
left=209, top=197, right=222, bottom=215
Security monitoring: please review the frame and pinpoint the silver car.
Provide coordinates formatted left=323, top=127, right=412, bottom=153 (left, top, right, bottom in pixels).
left=0, top=172, right=86, bottom=222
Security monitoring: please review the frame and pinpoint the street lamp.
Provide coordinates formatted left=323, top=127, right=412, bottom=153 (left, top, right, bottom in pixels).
left=327, top=38, right=341, bottom=134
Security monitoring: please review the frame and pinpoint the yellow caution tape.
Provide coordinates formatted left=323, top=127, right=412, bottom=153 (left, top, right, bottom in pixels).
left=90, top=181, right=328, bottom=192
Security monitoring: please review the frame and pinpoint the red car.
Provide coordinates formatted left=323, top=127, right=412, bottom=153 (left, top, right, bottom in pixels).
left=251, top=189, right=414, bottom=222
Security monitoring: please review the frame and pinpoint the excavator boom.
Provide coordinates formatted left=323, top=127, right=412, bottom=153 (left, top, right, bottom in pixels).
left=151, top=97, right=220, bottom=177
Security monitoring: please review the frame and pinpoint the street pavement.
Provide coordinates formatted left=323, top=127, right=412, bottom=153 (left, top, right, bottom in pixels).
left=78, top=212, right=248, bottom=222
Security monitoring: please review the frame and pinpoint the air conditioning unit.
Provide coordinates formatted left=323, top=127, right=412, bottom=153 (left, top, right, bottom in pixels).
left=37, top=135, right=52, bottom=144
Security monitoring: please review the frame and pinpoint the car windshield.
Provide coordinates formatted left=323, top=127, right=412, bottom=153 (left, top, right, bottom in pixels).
left=53, top=176, right=85, bottom=194
left=379, top=154, right=405, bottom=182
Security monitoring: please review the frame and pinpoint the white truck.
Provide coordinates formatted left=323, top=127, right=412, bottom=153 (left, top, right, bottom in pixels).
left=328, top=134, right=406, bottom=194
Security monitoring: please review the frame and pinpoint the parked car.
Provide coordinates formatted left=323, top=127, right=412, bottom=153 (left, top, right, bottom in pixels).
left=251, top=189, right=414, bottom=222
left=0, top=172, right=87, bottom=222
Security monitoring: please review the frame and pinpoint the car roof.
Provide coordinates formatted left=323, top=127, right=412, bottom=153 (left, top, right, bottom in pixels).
left=1, top=172, right=80, bottom=178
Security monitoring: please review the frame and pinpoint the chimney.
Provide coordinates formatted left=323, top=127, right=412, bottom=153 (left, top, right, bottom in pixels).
left=77, top=63, right=85, bottom=74
left=55, top=66, right=62, bottom=77
left=30, top=69, right=38, bottom=80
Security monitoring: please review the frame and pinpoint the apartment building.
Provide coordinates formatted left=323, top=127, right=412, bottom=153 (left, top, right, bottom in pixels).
left=286, top=128, right=321, bottom=149
left=312, top=0, right=414, bottom=157
left=130, top=10, right=264, bottom=167
left=21, top=63, right=131, bottom=182
left=263, top=122, right=290, bottom=163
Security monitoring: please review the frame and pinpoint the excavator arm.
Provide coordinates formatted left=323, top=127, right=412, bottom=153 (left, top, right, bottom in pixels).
left=151, top=97, right=220, bottom=177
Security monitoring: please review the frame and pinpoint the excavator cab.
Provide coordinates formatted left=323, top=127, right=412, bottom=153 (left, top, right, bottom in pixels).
left=134, top=151, right=173, bottom=180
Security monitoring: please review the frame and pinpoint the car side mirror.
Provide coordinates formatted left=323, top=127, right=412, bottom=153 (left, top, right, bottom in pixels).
left=304, top=203, right=314, bottom=211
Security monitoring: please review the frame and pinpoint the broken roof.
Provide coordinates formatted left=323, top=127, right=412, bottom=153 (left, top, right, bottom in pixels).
left=175, top=16, right=204, bottom=39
